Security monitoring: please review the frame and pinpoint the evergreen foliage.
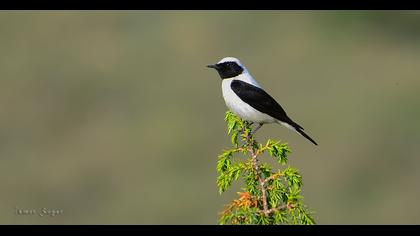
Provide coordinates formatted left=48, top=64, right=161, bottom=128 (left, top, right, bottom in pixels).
left=217, top=111, right=315, bottom=225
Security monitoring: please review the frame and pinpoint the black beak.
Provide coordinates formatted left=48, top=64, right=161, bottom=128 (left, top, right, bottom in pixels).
left=207, top=64, right=219, bottom=69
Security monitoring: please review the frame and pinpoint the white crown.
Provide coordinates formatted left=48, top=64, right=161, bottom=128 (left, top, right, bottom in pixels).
left=218, top=57, right=244, bottom=67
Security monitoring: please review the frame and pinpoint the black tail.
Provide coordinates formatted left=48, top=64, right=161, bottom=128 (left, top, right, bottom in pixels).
left=294, top=127, right=318, bottom=146
left=280, top=117, right=318, bottom=146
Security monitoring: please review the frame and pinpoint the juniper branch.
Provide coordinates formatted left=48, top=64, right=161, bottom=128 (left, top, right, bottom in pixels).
left=217, top=111, right=315, bottom=225
left=247, top=131, right=269, bottom=216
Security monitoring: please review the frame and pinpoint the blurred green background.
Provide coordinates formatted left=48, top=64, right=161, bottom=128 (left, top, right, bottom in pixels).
left=1, top=10, right=420, bottom=224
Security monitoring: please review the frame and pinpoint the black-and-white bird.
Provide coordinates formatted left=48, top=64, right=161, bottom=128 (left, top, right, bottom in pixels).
left=207, top=57, right=318, bottom=146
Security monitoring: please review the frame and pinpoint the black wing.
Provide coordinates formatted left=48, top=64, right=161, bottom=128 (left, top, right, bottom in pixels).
left=230, top=80, right=318, bottom=145
left=230, top=80, right=300, bottom=128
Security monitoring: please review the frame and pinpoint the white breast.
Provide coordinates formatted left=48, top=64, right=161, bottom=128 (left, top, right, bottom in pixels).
left=222, top=78, right=277, bottom=124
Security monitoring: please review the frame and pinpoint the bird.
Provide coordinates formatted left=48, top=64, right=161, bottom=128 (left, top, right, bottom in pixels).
left=207, top=57, right=318, bottom=146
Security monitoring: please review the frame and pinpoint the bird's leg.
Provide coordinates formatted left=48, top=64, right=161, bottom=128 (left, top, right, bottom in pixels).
left=242, top=121, right=253, bottom=133
left=251, top=123, right=263, bottom=135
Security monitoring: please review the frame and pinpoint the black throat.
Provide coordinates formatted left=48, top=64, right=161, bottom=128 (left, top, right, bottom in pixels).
left=215, top=61, right=244, bottom=79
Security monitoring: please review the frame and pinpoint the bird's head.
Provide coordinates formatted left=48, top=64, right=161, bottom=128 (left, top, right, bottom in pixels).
left=207, top=57, right=246, bottom=79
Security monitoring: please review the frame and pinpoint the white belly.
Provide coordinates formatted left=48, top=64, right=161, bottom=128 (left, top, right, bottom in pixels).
left=222, top=79, right=276, bottom=124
